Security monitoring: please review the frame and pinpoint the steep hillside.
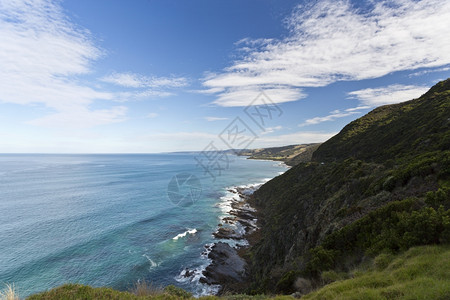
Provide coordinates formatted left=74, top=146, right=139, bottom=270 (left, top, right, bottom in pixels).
left=243, top=79, right=450, bottom=295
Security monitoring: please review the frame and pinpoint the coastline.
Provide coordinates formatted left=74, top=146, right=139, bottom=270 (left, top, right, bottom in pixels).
left=198, top=160, right=291, bottom=294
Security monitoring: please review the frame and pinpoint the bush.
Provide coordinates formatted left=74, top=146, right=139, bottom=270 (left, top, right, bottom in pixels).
left=373, top=253, right=395, bottom=270
left=306, top=199, right=450, bottom=276
left=306, top=247, right=336, bottom=275
left=426, top=187, right=450, bottom=208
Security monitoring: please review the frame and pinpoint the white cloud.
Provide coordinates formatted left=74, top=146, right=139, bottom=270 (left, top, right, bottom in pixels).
left=101, top=72, right=188, bottom=88
left=348, top=84, right=429, bottom=106
left=261, top=125, right=283, bottom=135
left=408, top=66, right=450, bottom=77
left=205, top=117, right=228, bottom=121
left=299, top=105, right=372, bottom=127
left=299, top=110, right=359, bottom=127
left=344, top=105, right=371, bottom=112
left=0, top=1, right=188, bottom=129
left=203, top=0, right=450, bottom=107
left=115, top=90, right=173, bottom=102
left=212, top=86, right=306, bottom=107
left=28, top=106, right=128, bottom=128
left=147, top=112, right=158, bottom=118
left=102, top=72, right=188, bottom=102
left=0, top=0, right=125, bottom=127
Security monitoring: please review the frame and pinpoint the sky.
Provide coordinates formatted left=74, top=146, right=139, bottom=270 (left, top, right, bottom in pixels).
left=0, top=0, right=449, bottom=153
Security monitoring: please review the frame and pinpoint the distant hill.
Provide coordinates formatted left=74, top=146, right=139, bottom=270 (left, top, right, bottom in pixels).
left=238, top=143, right=321, bottom=166
left=242, top=79, right=450, bottom=295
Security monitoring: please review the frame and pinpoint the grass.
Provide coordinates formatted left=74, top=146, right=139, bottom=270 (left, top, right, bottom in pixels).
left=0, top=284, right=19, bottom=300
left=303, top=244, right=450, bottom=300
left=25, top=283, right=295, bottom=300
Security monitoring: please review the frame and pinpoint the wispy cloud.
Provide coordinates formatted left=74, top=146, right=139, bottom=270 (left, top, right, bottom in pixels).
left=28, top=106, right=128, bottom=128
left=115, top=90, right=174, bottom=102
left=348, top=84, right=429, bottom=106
left=211, top=86, right=306, bottom=107
left=101, top=72, right=188, bottom=88
left=205, top=117, right=228, bottom=121
left=0, top=0, right=188, bottom=128
left=102, top=72, right=188, bottom=102
left=147, top=112, right=158, bottom=118
left=203, top=0, right=450, bottom=107
left=261, top=125, right=283, bottom=135
left=0, top=0, right=126, bottom=128
left=408, top=66, right=450, bottom=77
left=299, top=106, right=370, bottom=127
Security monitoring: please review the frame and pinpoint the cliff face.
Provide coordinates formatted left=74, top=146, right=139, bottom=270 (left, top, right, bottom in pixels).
left=245, top=79, right=450, bottom=293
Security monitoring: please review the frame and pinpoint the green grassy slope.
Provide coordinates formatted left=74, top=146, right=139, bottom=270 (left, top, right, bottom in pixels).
left=304, top=245, right=450, bottom=300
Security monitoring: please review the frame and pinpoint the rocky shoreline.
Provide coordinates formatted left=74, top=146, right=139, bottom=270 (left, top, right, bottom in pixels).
left=199, top=185, right=261, bottom=293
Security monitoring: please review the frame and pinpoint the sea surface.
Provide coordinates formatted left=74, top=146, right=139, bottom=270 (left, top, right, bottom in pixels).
left=0, top=153, right=287, bottom=297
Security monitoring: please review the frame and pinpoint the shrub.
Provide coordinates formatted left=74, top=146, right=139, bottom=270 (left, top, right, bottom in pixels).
left=373, top=253, right=395, bottom=270
left=306, top=246, right=336, bottom=275
left=306, top=199, right=450, bottom=276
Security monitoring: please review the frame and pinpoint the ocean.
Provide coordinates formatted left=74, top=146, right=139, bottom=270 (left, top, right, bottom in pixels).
left=0, top=153, right=287, bottom=297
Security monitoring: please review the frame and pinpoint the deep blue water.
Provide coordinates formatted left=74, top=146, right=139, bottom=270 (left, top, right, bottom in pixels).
left=0, top=153, right=286, bottom=297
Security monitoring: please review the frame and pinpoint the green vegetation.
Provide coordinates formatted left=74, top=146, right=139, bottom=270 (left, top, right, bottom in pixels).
left=303, top=245, right=450, bottom=300
left=24, top=283, right=294, bottom=300
left=27, top=284, right=196, bottom=300
left=305, top=198, right=450, bottom=276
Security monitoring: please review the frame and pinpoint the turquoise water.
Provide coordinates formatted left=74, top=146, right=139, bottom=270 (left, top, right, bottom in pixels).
left=0, top=153, right=286, bottom=297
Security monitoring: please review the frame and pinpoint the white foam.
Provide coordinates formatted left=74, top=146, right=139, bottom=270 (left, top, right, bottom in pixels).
left=142, top=254, right=159, bottom=268
left=172, top=228, right=197, bottom=240
left=174, top=259, right=221, bottom=296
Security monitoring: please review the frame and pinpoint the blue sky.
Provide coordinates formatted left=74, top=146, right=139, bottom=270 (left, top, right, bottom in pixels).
left=0, top=0, right=449, bottom=153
